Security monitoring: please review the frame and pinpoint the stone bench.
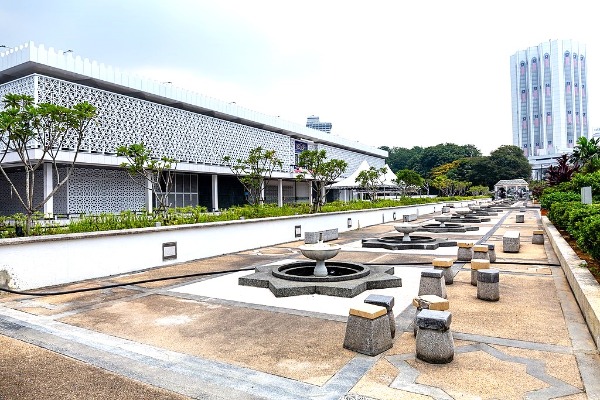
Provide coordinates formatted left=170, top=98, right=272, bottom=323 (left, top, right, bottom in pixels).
left=403, top=213, right=418, bottom=222
left=503, top=231, right=520, bottom=253
left=343, top=303, right=393, bottom=356
left=477, top=269, right=500, bottom=301
left=364, top=294, right=396, bottom=338
left=304, top=228, right=338, bottom=244
left=415, top=309, right=454, bottom=364
left=412, top=294, right=449, bottom=336
left=532, top=229, right=544, bottom=244
left=432, top=258, right=454, bottom=285
left=516, top=214, right=524, bottom=223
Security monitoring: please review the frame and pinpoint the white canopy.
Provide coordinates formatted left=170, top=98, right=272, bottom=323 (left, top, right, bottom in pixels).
left=329, top=161, right=399, bottom=189
left=329, top=160, right=371, bottom=188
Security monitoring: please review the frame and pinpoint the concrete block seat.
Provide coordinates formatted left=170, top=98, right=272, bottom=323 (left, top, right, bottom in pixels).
left=503, top=231, right=520, bottom=253
left=456, top=241, right=474, bottom=261
left=477, top=269, right=500, bottom=301
left=418, top=269, right=447, bottom=299
left=432, top=257, right=454, bottom=285
left=472, top=244, right=490, bottom=261
left=470, top=259, right=490, bottom=286
left=532, top=229, right=544, bottom=244
left=415, top=309, right=454, bottom=364
left=343, top=303, right=392, bottom=356
left=412, top=295, right=449, bottom=336
left=364, top=294, right=396, bottom=338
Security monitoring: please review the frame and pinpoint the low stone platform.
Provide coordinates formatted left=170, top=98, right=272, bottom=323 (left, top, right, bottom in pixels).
left=238, top=263, right=402, bottom=297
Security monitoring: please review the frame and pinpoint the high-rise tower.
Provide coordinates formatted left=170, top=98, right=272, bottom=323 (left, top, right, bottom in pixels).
left=510, top=40, right=588, bottom=178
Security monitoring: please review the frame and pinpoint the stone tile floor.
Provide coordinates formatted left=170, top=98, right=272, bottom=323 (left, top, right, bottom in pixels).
left=0, top=206, right=599, bottom=399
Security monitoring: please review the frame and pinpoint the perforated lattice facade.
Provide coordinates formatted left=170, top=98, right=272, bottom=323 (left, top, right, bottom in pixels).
left=66, top=168, right=145, bottom=214
left=34, top=75, right=295, bottom=170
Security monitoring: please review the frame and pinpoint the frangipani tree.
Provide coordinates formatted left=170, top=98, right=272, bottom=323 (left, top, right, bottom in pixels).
left=296, top=149, right=347, bottom=213
left=116, top=142, right=177, bottom=217
left=0, top=93, right=97, bottom=234
left=223, top=147, right=283, bottom=206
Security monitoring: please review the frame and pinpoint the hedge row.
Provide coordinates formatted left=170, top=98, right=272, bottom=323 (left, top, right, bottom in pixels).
left=546, top=200, right=600, bottom=260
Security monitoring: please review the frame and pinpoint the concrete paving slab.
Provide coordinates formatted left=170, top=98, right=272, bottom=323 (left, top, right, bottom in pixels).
left=0, top=205, right=598, bottom=399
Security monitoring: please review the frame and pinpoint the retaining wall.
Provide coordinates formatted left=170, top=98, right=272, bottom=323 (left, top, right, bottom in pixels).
left=0, top=201, right=471, bottom=290
left=543, top=216, right=600, bottom=351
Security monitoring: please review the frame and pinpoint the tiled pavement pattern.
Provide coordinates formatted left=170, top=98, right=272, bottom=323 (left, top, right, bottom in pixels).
left=1, top=204, right=599, bottom=399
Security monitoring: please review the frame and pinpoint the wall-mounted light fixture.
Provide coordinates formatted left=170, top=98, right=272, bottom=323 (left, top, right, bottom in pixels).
left=393, top=212, right=397, bottom=220
left=295, top=225, right=301, bottom=238
left=162, top=242, right=177, bottom=261
left=347, top=218, right=352, bottom=228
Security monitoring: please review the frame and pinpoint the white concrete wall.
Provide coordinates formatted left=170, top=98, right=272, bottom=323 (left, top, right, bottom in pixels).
left=0, top=201, right=471, bottom=290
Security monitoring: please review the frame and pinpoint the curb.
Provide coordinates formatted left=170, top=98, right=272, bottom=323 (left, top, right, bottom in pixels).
left=542, top=216, right=600, bottom=351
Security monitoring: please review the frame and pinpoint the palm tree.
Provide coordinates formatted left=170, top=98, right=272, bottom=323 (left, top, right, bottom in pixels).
left=570, top=136, right=600, bottom=173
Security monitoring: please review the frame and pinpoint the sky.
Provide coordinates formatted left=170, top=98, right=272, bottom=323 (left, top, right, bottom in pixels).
left=1, top=0, right=598, bottom=155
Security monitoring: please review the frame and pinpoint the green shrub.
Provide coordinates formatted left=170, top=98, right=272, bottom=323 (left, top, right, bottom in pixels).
left=548, top=201, right=582, bottom=230
left=571, top=171, right=600, bottom=193
left=566, top=204, right=600, bottom=240
left=576, top=214, right=600, bottom=260
left=540, top=191, right=581, bottom=210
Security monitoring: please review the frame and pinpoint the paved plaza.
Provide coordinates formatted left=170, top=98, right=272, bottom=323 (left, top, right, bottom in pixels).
left=1, top=206, right=600, bottom=399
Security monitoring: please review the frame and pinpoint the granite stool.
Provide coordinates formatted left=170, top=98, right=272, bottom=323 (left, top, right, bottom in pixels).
left=343, top=303, right=392, bottom=356
left=456, top=241, right=474, bottom=261
left=470, top=259, right=490, bottom=286
left=532, top=229, right=544, bottom=244
left=483, top=243, right=497, bottom=263
left=516, top=214, right=525, bottom=223
left=503, top=231, right=520, bottom=253
left=364, top=294, right=396, bottom=338
left=477, top=269, right=500, bottom=301
left=472, top=244, right=490, bottom=261
left=415, top=309, right=454, bottom=364
left=412, top=294, right=449, bottom=336
left=432, top=257, right=454, bottom=285
left=418, top=268, right=447, bottom=299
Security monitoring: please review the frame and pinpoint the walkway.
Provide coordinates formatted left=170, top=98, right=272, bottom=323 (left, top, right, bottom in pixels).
left=1, top=205, right=599, bottom=399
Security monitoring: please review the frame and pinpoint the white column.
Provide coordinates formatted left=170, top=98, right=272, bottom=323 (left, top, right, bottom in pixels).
left=43, top=162, right=53, bottom=217
left=321, top=185, right=326, bottom=205
left=145, top=178, right=153, bottom=214
left=308, top=182, right=313, bottom=205
left=260, top=181, right=265, bottom=205
left=278, top=179, right=283, bottom=207
left=211, top=174, right=219, bottom=211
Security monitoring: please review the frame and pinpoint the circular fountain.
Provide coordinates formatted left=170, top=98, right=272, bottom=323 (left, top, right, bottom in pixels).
left=419, top=215, right=479, bottom=233
left=447, top=208, right=489, bottom=223
left=362, top=223, right=457, bottom=250
left=239, top=233, right=402, bottom=297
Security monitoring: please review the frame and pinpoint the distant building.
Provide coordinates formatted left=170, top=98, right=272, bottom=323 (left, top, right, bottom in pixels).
left=306, top=115, right=332, bottom=133
left=510, top=39, right=589, bottom=179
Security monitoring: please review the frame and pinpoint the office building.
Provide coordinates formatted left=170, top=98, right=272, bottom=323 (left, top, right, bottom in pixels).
left=510, top=39, right=588, bottom=178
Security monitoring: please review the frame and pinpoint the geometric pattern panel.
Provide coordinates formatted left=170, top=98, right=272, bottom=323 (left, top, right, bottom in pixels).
left=67, top=168, right=145, bottom=214
left=33, top=75, right=383, bottom=175
left=35, top=75, right=294, bottom=170
left=0, top=168, right=44, bottom=216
